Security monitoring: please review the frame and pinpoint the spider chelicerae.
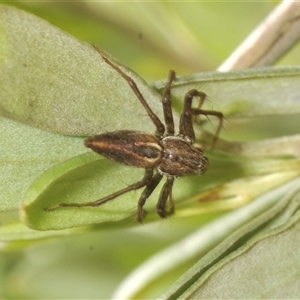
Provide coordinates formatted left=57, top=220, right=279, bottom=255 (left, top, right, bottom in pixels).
left=48, top=46, right=223, bottom=222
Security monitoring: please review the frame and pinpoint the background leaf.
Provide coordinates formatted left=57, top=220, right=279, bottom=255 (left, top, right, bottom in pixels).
left=154, top=66, right=300, bottom=118
left=174, top=210, right=300, bottom=299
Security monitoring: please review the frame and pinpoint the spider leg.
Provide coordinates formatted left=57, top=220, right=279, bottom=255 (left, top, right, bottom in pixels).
left=156, top=177, right=175, bottom=218
left=93, top=45, right=165, bottom=137
left=179, top=89, right=223, bottom=148
left=137, top=172, right=163, bottom=222
left=179, top=89, right=206, bottom=143
left=192, top=108, right=223, bottom=148
left=46, top=168, right=154, bottom=211
left=162, top=70, right=176, bottom=136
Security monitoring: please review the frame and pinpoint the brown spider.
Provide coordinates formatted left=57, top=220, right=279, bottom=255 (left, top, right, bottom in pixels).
left=49, top=46, right=223, bottom=222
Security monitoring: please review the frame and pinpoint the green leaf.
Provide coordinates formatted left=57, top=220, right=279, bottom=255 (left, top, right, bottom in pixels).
left=177, top=215, right=300, bottom=299
left=0, top=220, right=88, bottom=246
left=158, top=178, right=300, bottom=299
left=0, top=117, right=85, bottom=212
left=154, top=66, right=300, bottom=118
left=20, top=153, right=145, bottom=230
left=0, top=4, right=162, bottom=136
left=220, top=218, right=297, bottom=298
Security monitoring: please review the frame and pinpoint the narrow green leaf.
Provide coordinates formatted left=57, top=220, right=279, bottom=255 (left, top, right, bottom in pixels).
left=159, top=178, right=300, bottom=299
left=154, top=67, right=300, bottom=118
left=181, top=213, right=300, bottom=299
left=0, top=220, right=87, bottom=246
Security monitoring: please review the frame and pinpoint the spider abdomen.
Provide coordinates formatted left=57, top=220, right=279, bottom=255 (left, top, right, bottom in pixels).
left=85, top=130, right=163, bottom=168
left=158, top=136, right=208, bottom=177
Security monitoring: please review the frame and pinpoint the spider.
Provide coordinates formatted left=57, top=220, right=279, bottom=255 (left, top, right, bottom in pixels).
left=48, top=46, right=223, bottom=222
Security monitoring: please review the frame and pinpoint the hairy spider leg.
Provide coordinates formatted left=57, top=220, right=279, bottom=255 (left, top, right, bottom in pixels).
left=196, top=91, right=207, bottom=109
left=179, top=89, right=223, bottom=147
left=156, top=177, right=175, bottom=218
left=162, top=70, right=176, bottom=136
left=179, top=89, right=205, bottom=143
left=48, top=168, right=155, bottom=212
left=137, top=172, right=163, bottom=222
left=192, top=108, right=223, bottom=148
left=93, top=45, right=165, bottom=137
